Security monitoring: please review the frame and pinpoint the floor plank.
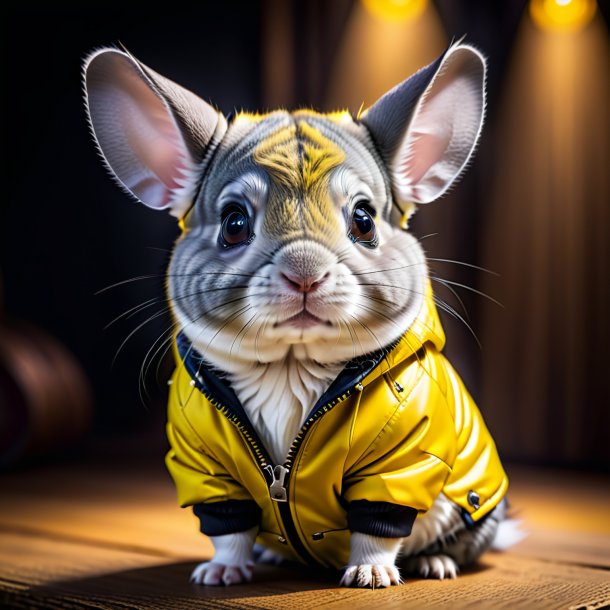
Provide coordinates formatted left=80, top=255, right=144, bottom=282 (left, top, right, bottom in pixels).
left=1, top=449, right=609, bottom=609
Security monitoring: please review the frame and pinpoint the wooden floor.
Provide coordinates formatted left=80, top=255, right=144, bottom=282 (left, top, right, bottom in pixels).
left=1, top=439, right=609, bottom=610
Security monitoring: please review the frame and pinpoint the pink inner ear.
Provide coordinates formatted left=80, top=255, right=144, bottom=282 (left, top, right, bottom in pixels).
left=402, top=132, right=450, bottom=186
left=120, top=72, right=191, bottom=203
left=389, top=46, right=485, bottom=205
left=86, top=51, right=196, bottom=211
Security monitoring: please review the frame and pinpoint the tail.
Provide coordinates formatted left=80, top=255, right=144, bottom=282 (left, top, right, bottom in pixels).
left=491, top=499, right=527, bottom=550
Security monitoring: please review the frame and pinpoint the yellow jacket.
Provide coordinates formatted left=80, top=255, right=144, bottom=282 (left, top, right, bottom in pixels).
left=166, top=290, right=508, bottom=569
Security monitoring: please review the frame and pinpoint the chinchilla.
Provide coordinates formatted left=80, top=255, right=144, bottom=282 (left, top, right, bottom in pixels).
left=84, top=42, right=520, bottom=589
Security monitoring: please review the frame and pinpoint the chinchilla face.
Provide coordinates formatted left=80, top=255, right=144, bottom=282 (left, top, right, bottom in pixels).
left=84, top=45, right=485, bottom=367
left=167, top=111, right=426, bottom=365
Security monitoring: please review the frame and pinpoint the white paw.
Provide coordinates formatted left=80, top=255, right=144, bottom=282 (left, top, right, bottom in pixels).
left=340, top=564, right=401, bottom=588
left=403, top=554, right=459, bottom=580
left=189, top=561, right=254, bottom=586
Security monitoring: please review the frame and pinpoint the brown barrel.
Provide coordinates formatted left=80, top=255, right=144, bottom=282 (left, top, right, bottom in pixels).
left=0, top=322, right=93, bottom=467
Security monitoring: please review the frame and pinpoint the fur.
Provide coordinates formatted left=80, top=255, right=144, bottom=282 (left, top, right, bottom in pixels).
left=228, top=355, right=342, bottom=464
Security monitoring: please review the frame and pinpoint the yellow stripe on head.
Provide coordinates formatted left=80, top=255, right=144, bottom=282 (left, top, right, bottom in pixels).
left=254, top=116, right=347, bottom=243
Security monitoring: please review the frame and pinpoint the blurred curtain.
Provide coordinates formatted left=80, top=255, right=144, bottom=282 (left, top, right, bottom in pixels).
left=480, top=15, right=610, bottom=467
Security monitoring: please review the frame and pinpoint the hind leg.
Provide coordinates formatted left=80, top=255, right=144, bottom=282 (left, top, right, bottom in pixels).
left=438, top=501, right=505, bottom=569
left=399, top=495, right=505, bottom=580
left=401, top=553, right=459, bottom=579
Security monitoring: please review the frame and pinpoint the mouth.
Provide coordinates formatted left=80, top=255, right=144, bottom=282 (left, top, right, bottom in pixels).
left=276, top=310, right=331, bottom=329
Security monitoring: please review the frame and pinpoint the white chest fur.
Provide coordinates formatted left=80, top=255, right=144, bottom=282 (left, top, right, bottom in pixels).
left=227, top=355, right=343, bottom=464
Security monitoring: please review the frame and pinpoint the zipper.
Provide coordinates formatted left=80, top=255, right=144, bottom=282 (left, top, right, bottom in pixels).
left=223, top=384, right=354, bottom=563
left=266, top=464, right=288, bottom=502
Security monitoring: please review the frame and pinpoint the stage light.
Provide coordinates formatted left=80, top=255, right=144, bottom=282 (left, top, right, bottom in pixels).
left=325, top=0, right=445, bottom=111
left=361, top=0, right=428, bottom=23
left=530, top=0, right=597, bottom=32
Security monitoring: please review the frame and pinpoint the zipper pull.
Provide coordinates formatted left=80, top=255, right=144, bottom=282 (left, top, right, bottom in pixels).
left=265, top=464, right=289, bottom=502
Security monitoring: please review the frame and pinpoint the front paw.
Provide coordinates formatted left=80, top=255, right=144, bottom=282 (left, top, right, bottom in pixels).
left=190, top=560, right=254, bottom=586
left=340, top=564, right=401, bottom=588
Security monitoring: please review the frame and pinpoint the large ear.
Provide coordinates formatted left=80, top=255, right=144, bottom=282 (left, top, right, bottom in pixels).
left=83, top=48, right=227, bottom=218
left=361, top=43, right=486, bottom=207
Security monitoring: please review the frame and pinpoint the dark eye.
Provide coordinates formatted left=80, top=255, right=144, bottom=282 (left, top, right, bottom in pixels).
left=219, top=205, right=253, bottom=248
left=349, top=202, right=378, bottom=248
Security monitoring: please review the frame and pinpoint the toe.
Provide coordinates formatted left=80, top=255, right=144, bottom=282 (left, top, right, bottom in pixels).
left=386, top=565, right=402, bottom=586
left=239, top=562, right=255, bottom=582
left=340, top=565, right=357, bottom=587
left=222, top=566, right=242, bottom=586
left=356, top=565, right=373, bottom=588
left=371, top=565, right=390, bottom=588
left=441, top=555, right=459, bottom=579
left=202, top=564, right=224, bottom=586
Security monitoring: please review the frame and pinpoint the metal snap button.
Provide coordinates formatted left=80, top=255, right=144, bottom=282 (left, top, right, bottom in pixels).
left=467, top=490, right=480, bottom=509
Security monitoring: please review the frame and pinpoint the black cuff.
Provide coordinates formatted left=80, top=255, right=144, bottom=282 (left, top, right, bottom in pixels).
left=193, top=500, right=261, bottom=536
left=347, top=500, right=418, bottom=537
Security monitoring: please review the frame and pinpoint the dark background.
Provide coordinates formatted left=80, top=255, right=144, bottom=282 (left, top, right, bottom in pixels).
left=1, top=1, right=609, bottom=468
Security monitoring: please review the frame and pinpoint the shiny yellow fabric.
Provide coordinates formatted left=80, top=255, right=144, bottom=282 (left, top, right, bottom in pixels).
left=165, top=289, right=508, bottom=568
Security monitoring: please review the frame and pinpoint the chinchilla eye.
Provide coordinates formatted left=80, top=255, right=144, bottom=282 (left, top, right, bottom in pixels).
left=219, top=205, right=254, bottom=248
left=349, top=202, right=378, bottom=248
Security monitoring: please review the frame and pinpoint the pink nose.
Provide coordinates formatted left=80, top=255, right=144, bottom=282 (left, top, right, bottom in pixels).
left=280, top=270, right=330, bottom=293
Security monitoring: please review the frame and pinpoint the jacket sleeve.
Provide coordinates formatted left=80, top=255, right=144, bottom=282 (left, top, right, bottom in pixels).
left=342, top=366, right=454, bottom=519
left=165, top=391, right=260, bottom=535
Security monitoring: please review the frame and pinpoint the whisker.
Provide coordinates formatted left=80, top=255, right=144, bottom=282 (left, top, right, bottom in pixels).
left=96, top=270, right=268, bottom=295
left=199, top=304, right=253, bottom=362
left=197, top=271, right=269, bottom=280
left=104, top=296, right=167, bottom=330
left=351, top=261, right=428, bottom=277
left=96, top=274, right=168, bottom=295
left=112, top=308, right=171, bottom=368
left=155, top=332, right=177, bottom=384
left=173, top=302, right=251, bottom=381
left=140, top=324, right=177, bottom=401
left=254, top=316, right=271, bottom=362
left=231, top=312, right=261, bottom=357
left=433, top=296, right=482, bottom=348
left=427, top=258, right=498, bottom=276
left=430, top=278, right=469, bottom=318
left=417, top=232, right=440, bottom=242
left=347, top=312, right=385, bottom=354
left=358, top=293, right=399, bottom=307
left=335, top=316, right=358, bottom=360
left=105, top=284, right=254, bottom=330
left=120, top=292, right=264, bottom=376
left=353, top=301, right=404, bottom=334
left=355, top=281, right=482, bottom=347
left=431, top=276, right=503, bottom=308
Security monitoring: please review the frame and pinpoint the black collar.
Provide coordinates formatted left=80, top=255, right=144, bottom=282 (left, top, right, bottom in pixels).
left=176, top=330, right=392, bottom=422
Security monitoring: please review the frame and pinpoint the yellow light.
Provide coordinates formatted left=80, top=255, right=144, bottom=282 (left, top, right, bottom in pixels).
left=325, top=0, right=445, bottom=112
left=530, top=0, right=597, bottom=32
left=361, top=0, right=428, bottom=23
